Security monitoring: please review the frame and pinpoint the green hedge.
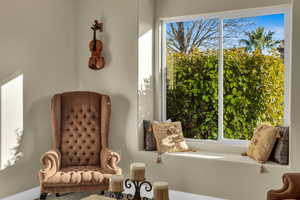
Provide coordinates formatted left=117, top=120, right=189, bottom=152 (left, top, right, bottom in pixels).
left=166, top=48, right=284, bottom=140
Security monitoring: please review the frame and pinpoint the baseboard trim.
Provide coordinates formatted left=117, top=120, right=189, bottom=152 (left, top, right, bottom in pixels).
left=2, top=186, right=40, bottom=200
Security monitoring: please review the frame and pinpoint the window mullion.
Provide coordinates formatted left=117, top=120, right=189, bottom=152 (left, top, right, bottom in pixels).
left=284, top=10, right=291, bottom=126
left=161, top=23, right=167, bottom=121
left=218, top=18, right=224, bottom=141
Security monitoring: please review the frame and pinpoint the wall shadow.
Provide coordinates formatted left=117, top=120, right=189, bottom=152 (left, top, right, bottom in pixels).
left=109, top=94, right=132, bottom=172
left=0, top=96, right=51, bottom=197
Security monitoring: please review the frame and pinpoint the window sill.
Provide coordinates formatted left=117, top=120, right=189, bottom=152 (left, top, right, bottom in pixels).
left=185, top=138, right=248, bottom=154
left=140, top=150, right=289, bottom=169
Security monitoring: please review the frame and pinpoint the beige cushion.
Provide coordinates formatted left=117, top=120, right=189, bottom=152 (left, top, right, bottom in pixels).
left=43, top=166, right=111, bottom=187
left=152, top=121, right=189, bottom=153
left=247, top=124, right=279, bottom=163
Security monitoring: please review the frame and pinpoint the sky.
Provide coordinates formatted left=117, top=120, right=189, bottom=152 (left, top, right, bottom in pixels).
left=225, top=13, right=285, bottom=48
left=166, top=13, right=285, bottom=51
left=249, top=13, right=284, bottom=41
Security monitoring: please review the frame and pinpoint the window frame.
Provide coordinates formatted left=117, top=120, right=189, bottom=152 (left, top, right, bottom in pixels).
left=159, top=5, right=291, bottom=145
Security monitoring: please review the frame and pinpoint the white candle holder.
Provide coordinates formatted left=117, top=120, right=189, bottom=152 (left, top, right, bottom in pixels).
left=106, top=163, right=168, bottom=200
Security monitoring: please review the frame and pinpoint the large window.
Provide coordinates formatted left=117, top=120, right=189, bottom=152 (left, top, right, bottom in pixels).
left=161, top=7, right=290, bottom=143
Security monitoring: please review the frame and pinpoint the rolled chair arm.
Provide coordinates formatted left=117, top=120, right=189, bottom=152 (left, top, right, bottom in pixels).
left=39, top=150, right=61, bottom=181
left=268, top=173, right=300, bottom=200
left=101, top=148, right=122, bottom=175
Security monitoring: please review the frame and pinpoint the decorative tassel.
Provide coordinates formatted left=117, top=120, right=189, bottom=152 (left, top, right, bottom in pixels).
left=260, top=165, right=267, bottom=173
left=241, top=152, right=247, bottom=156
left=157, top=152, right=163, bottom=164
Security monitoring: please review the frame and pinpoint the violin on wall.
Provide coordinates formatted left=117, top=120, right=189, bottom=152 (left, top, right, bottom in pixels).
left=89, top=20, right=105, bottom=70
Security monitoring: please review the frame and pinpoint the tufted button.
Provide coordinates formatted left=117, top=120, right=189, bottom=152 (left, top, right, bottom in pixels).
left=80, top=109, right=83, bottom=113
left=87, top=134, right=91, bottom=137
left=74, top=152, right=77, bottom=155
left=79, top=146, right=82, bottom=149
left=78, top=134, right=82, bottom=137
left=66, top=140, right=69, bottom=144
left=91, top=128, right=95, bottom=132
left=83, top=140, right=86, bottom=143
left=75, top=128, right=78, bottom=131
left=87, top=121, right=91, bottom=125
left=70, top=121, right=74, bottom=125
left=91, top=140, right=95, bottom=144
left=75, top=140, right=78, bottom=143
left=69, top=146, right=73, bottom=149
left=69, top=134, right=73, bottom=137
left=83, top=152, right=86, bottom=156
left=83, top=127, right=87, bottom=131
left=87, top=146, right=91, bottom=149
left=91, top=152, right=94, bottom=156
left=79, top=121, right=82, bottom=125
left=88, top=108, right=91, bottom=112
left=75, top=115, right=78, bottom=119
left=86, top=159, right=90, bottom=162
left=66, top=115, right=70, bottom=119
left=83, top=114, right=87, bottom=119
left=66, top=128, right=70, bottom=132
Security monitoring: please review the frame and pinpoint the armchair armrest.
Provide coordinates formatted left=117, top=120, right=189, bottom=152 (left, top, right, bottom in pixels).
left=268, top=173, right=300, bottom=200
left=39, top=150, right=61, bottom=181
left=101, top=148, right=122, bottom=175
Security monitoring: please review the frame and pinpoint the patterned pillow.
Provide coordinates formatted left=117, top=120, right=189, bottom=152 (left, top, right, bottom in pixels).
left=246, top=124, right=279, bottom=163
left=152, top=121, right=189, bottom=153
left=270, top=126, right=289, bottom=165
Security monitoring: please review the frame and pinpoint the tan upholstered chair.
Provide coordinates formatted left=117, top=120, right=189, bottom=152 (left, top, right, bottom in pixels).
left=268, top=173, right=300, bottom=200
left=39, top=91, right=122, bottom=199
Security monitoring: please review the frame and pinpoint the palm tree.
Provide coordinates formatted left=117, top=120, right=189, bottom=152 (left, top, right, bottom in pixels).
left=239, top=27, right=280, bottom=53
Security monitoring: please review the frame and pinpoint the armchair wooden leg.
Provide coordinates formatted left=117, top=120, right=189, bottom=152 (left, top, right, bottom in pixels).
left=56, top=193, right=60, bottom=197
left=40, top=193, right=48, bottom=200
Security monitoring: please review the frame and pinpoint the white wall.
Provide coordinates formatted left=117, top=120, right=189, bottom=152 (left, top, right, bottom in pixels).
left=156, top=0, right=291, bottom=19
left=75, top=0, right=140, bottom=171
left=290, top=0, right=300, bottom=171
left=1, top=74, right=23, bottom=170
left=138, top=0, right=156, bottom=150
left=0, top=0, right=77, bottom=198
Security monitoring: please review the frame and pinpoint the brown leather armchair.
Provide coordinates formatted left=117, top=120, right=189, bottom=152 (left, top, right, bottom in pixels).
left=39, top=92, right=122, bottom=199
left=268, top=173, right=300, bottom=200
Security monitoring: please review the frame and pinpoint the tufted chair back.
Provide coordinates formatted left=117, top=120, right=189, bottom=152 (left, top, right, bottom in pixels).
left=51, top=91, right=111, bottom=168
